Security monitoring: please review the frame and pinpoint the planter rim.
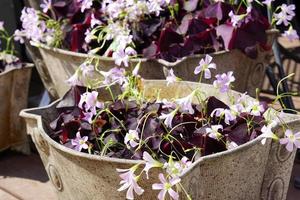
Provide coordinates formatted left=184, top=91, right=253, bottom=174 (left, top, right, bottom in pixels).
left=0, top=63, right=34, bottom=76
left=20, top=79, right=289, bottom=167
left=31, top=29, right=278, bottom=67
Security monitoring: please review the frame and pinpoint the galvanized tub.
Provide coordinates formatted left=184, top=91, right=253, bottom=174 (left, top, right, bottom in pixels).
left=20, top=80, right=299, bottom=200
left=0, top=64, right=33, bottom=154
left=30, top=29, right=278, bottom=99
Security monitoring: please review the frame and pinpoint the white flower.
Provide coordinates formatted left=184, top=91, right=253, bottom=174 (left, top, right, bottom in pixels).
left=175, top=91, right=195, bottom=114
left=117, top=167, right=144, bottom=200
left=142, top=152, right=163, bottom=179
left=163, top=157, right=191, bottom=178
left=152, top=173, right=180, bottom=200
left=194, top=54, right=216, bottom=79
left=206, top=125, right=223, bottom=140
left=246, top=100, right=264, bottom=116
left=124, top=130, right=140, bottom=148
left=260, top=122, right=279, bottom=145
left=166, top=69, right=179, bottom=86
left=159, top=109, right=178, bottom=128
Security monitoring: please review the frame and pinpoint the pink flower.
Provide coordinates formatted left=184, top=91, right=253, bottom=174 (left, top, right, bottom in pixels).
left=213, top=71, right=235, bottom=93
left=66, top=71, right=83, bottom=86
left=71, top=132, right=89, bottom=152
left=124, top=130, right=140, bottom=148
left=175, top=91, right=195, bottom=114
left=282, top=27, right=299, bottom=42
left=91, top=13, right=102, bottom=28
left=206, top=125, right=223, bottom=140
left=117, top=167, right=144, bottom=200
left=84, top=29, right=93, bottom=44
left=274, top=4, right=295, bottom=26
left=78, top=0, right=93, bottom=12
left=142, top=152, right=163, bottom=179
left=100, top=67, right=126, bottom=86
left=0, top=21, right=4, bottom=31
left=194, top=54, right=216, bottom=79
left=280, top=129, right=300, bottom=152
left=166, top=69, right=178, bottom=86
left=152, top=173, right=180, bottom=200
left=211, top=108, right=236, bottom=125
left=112, top=49, right=129, bottom=67
left=40, top=0, right=52, bottom=13
left=78, top=91, right=103, bottom=114
left=228, top=11, right=244, bottom=27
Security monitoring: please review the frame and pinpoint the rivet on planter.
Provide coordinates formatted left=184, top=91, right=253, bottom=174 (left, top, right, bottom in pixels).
left=32, top=128, right=49, bottom=156
left=47, top=164, right=63, bottom=191
left=267, top=177, right=284, bottom=200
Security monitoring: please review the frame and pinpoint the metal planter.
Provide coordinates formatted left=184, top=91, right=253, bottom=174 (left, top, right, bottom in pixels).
left=0, top=64, right=33, bottom=153
left=20, top=80, right=299, bottom=200
left=28, top=30, right=278, bottom=99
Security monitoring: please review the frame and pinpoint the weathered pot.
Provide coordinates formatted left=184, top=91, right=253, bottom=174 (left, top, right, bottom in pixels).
left=0, top=64, right=33, bottom=154
left=20, top=80, right=299, bottom=200
left=29, top=30, right=278, bottom=99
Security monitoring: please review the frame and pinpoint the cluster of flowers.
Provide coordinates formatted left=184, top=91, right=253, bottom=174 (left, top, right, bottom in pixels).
left=15, top=0, right=299, bottom=65
left=0, top=21, right=22, bottom=73
left=50, top=55, right=300, bottom=199
left=14, top=5, right=63, bottom=47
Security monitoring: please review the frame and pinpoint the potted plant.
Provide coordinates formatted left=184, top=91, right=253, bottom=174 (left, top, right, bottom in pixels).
left=0, top=21, right=33, bottom=154
left=16, top=0, right=295, bottom=98
left=20, top=57, right=300, bottom=199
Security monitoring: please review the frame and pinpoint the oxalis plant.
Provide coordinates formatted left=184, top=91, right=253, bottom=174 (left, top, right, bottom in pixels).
left=15, top=0, right=299, bottom=65
left=50, top=54, right=300, bottom=200
left=0, top=21, right=22, bottom=73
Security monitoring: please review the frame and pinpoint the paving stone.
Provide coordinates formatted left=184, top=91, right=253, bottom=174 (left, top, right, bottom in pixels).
left=0, top=151, right=57, bottom=200
left=0, top=188, right=19, bottom=200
